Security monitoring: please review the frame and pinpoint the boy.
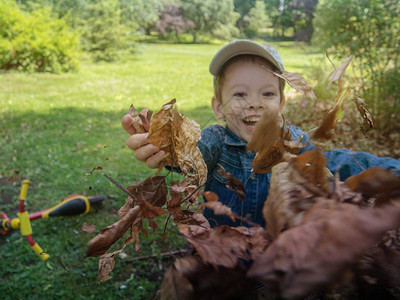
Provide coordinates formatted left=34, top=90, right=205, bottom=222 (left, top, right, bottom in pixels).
left=121, top=39, right=400, bottom=228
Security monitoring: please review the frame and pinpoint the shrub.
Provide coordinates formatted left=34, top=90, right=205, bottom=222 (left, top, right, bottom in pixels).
left=312, top=0, right=400, bottom=132
left=0, top=0, right=80, bottom=73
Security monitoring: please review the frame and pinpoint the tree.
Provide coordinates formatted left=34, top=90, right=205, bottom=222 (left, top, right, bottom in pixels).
left=181, top=0, right=239, bottom=42
left=243, top=1, right=269, bottom=37
left=119, top=0, right=162, bottom=35
left=291, top=0, right=318, bottom=41
left=312, top=0, right=400, bottom=131
left=79, top=0, right=130, bottom=62
left=155, top=4, right=195, bottom=40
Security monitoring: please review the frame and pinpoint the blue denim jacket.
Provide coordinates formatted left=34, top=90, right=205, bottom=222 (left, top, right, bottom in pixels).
left=198, top=125, right=400, bottom=227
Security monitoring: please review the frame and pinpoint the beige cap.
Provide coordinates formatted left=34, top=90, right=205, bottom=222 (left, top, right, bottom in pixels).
left=209, top=39, right=284, bottom=76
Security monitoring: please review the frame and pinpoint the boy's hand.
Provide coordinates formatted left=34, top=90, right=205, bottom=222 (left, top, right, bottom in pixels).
left=121, top=114, right=165, bottom=169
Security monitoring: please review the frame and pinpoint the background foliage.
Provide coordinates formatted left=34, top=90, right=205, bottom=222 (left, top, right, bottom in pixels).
left=0, top=0, right=80, bottom=73
left=313, top=0, right=400, bottom=133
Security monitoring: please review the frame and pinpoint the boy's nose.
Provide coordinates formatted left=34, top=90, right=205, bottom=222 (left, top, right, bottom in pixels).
left=247, top=96, right=264, bottom=109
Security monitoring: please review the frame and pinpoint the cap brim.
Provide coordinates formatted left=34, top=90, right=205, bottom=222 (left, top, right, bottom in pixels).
left=209, top=40, right=283, bottom=76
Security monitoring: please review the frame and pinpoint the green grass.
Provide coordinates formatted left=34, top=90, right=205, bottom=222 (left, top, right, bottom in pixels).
left=0, top=42, right=321, bottom=299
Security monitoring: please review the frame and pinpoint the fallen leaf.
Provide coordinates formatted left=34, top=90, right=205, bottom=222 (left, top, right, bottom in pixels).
left=81, top=223, right=96, bottom=234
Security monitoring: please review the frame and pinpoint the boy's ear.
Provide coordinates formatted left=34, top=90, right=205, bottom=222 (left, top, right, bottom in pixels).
left=212, top=96, right=225, bottom=119
left=280, top=96, right=286, bottom=111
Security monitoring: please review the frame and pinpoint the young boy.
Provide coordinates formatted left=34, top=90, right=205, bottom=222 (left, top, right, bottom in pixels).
left=121, top=39, right=400, bottom=228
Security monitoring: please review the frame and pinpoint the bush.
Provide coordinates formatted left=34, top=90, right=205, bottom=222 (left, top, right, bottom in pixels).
left=312, top=0, right=400, bottom=132
left=0, top=0, right=80, bottom=73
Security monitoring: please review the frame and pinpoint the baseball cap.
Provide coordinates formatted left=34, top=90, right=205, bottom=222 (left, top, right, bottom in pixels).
left=209, top=39, right=284, bottom=76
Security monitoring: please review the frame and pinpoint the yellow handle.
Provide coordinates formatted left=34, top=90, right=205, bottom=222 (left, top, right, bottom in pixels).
left=18, top=211, right=32, bottom=236
left=19, top=180, right=31, bottom=201
left=31, top=243, right=50, bottom=260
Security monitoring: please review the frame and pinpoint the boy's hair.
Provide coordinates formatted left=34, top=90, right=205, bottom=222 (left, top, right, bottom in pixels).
left=209, top=39, right=285, bottom=103
left=213, top=55, right=284, bottom=103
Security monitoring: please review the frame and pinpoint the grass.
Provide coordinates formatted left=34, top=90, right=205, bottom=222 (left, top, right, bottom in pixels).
left=0, top=42, right=322, bottom=299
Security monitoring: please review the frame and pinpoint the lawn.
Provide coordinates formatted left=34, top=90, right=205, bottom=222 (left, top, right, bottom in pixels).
left=0, top=42, right=321, bottom=299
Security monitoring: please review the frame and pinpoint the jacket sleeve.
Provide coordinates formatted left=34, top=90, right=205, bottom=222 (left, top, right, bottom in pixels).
left=289, top=125, right=400, bottom=180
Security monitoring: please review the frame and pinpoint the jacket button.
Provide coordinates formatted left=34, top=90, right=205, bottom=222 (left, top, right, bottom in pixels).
left=250, top=174, right=256, bottom=180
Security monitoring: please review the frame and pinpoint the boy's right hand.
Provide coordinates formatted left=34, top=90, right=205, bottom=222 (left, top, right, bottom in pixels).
left=121, top=114, right=165, bottom=169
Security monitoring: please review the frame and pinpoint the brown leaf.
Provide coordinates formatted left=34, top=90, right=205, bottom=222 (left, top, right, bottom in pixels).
left=269, top=69, right=316, bottom=100
left=310, top=88, right=347, bottom=145
left=161, top=256, right=258, bottom=299
left=344, top=167, right=400, bottom=204
left=167, top=181, right=196, bottom=224
left=217, top=164, right=246, bottom=201
left=263, top=161, right=321, bottom=240
left=247, top=109, right=280, bottom=153
left=179, top=214, right=210, bottom=236
left=181, top=225, right=251, bottom=268
left=129, top=105, right=152, bottom=133
left=202, top=191, right=219, bottom=202
left=204, top=201, right=236, bottom=222
left=148, top=99, right=207, bottom=186
left=292, top=149, right=331, bottom=192
left=127, top=176, right=167, bottom=207
left=138, top=200, right=166, bottom=219
left=98, top=250, right=122, bottom=283
left=249, top=201, right=400, bottom=299
left=251, top=126, right=304, bottom=174
left=81, top=223, right=96, bottom=234
left=354, top=96, right=374, bottom=133
left=329, top=55, right=353, bottom=83
left=86, top=206, right=140, bottom=257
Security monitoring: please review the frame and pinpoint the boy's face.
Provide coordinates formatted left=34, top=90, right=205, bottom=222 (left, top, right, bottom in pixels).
left=212, top=59, right=283, bottom=142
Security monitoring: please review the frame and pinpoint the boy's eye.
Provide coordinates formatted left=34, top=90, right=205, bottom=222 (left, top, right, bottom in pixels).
left=263, top=92, right=276, bottom=97
left=233, top=92, right=246, bottom=98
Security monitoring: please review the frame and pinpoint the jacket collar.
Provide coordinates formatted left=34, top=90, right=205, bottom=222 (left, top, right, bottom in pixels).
left=224, top=126, right=247, bottom=147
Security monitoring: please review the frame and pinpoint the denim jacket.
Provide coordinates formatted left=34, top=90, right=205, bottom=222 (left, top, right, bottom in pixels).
left=197, top=125, right=400, bottom=227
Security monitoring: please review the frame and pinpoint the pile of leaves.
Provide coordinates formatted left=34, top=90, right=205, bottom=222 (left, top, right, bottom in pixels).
left=86, top=57, right=400, bottom=299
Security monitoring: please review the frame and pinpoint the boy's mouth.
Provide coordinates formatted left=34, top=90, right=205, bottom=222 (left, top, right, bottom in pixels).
left=242, top=116, right=260, bottom=130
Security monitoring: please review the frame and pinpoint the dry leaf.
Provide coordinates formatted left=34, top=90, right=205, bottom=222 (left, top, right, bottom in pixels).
left=129, top=106, right=153, bottom=133
left=249, top=201, right=400, bottom=299
left=203, top=191, right=236, bottom=222
left=148, top=99, right=207, bottom=186
left=354, top=96, right=374, bottom=133
left=293, top=149, right=331, bottom=192
left=181, top=225, right=250, bottom=268
left=81, top=223, right=96, bottom=234
left=329, top=55, right=353, bottom=83
left=269, top=69, right=316, bottom=100
left=98, top=250, right=122, bottom=283
left=86, top=206, right=140, bottom=257
left=344, top=167, right=400, bottom=204
left=161, top=256, right=257, bottom=300
left=251, top=127, right=303, bottom=174
left=216, top=164, right=246, bottom=201
left=310, top=88, right=347, bottom=144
